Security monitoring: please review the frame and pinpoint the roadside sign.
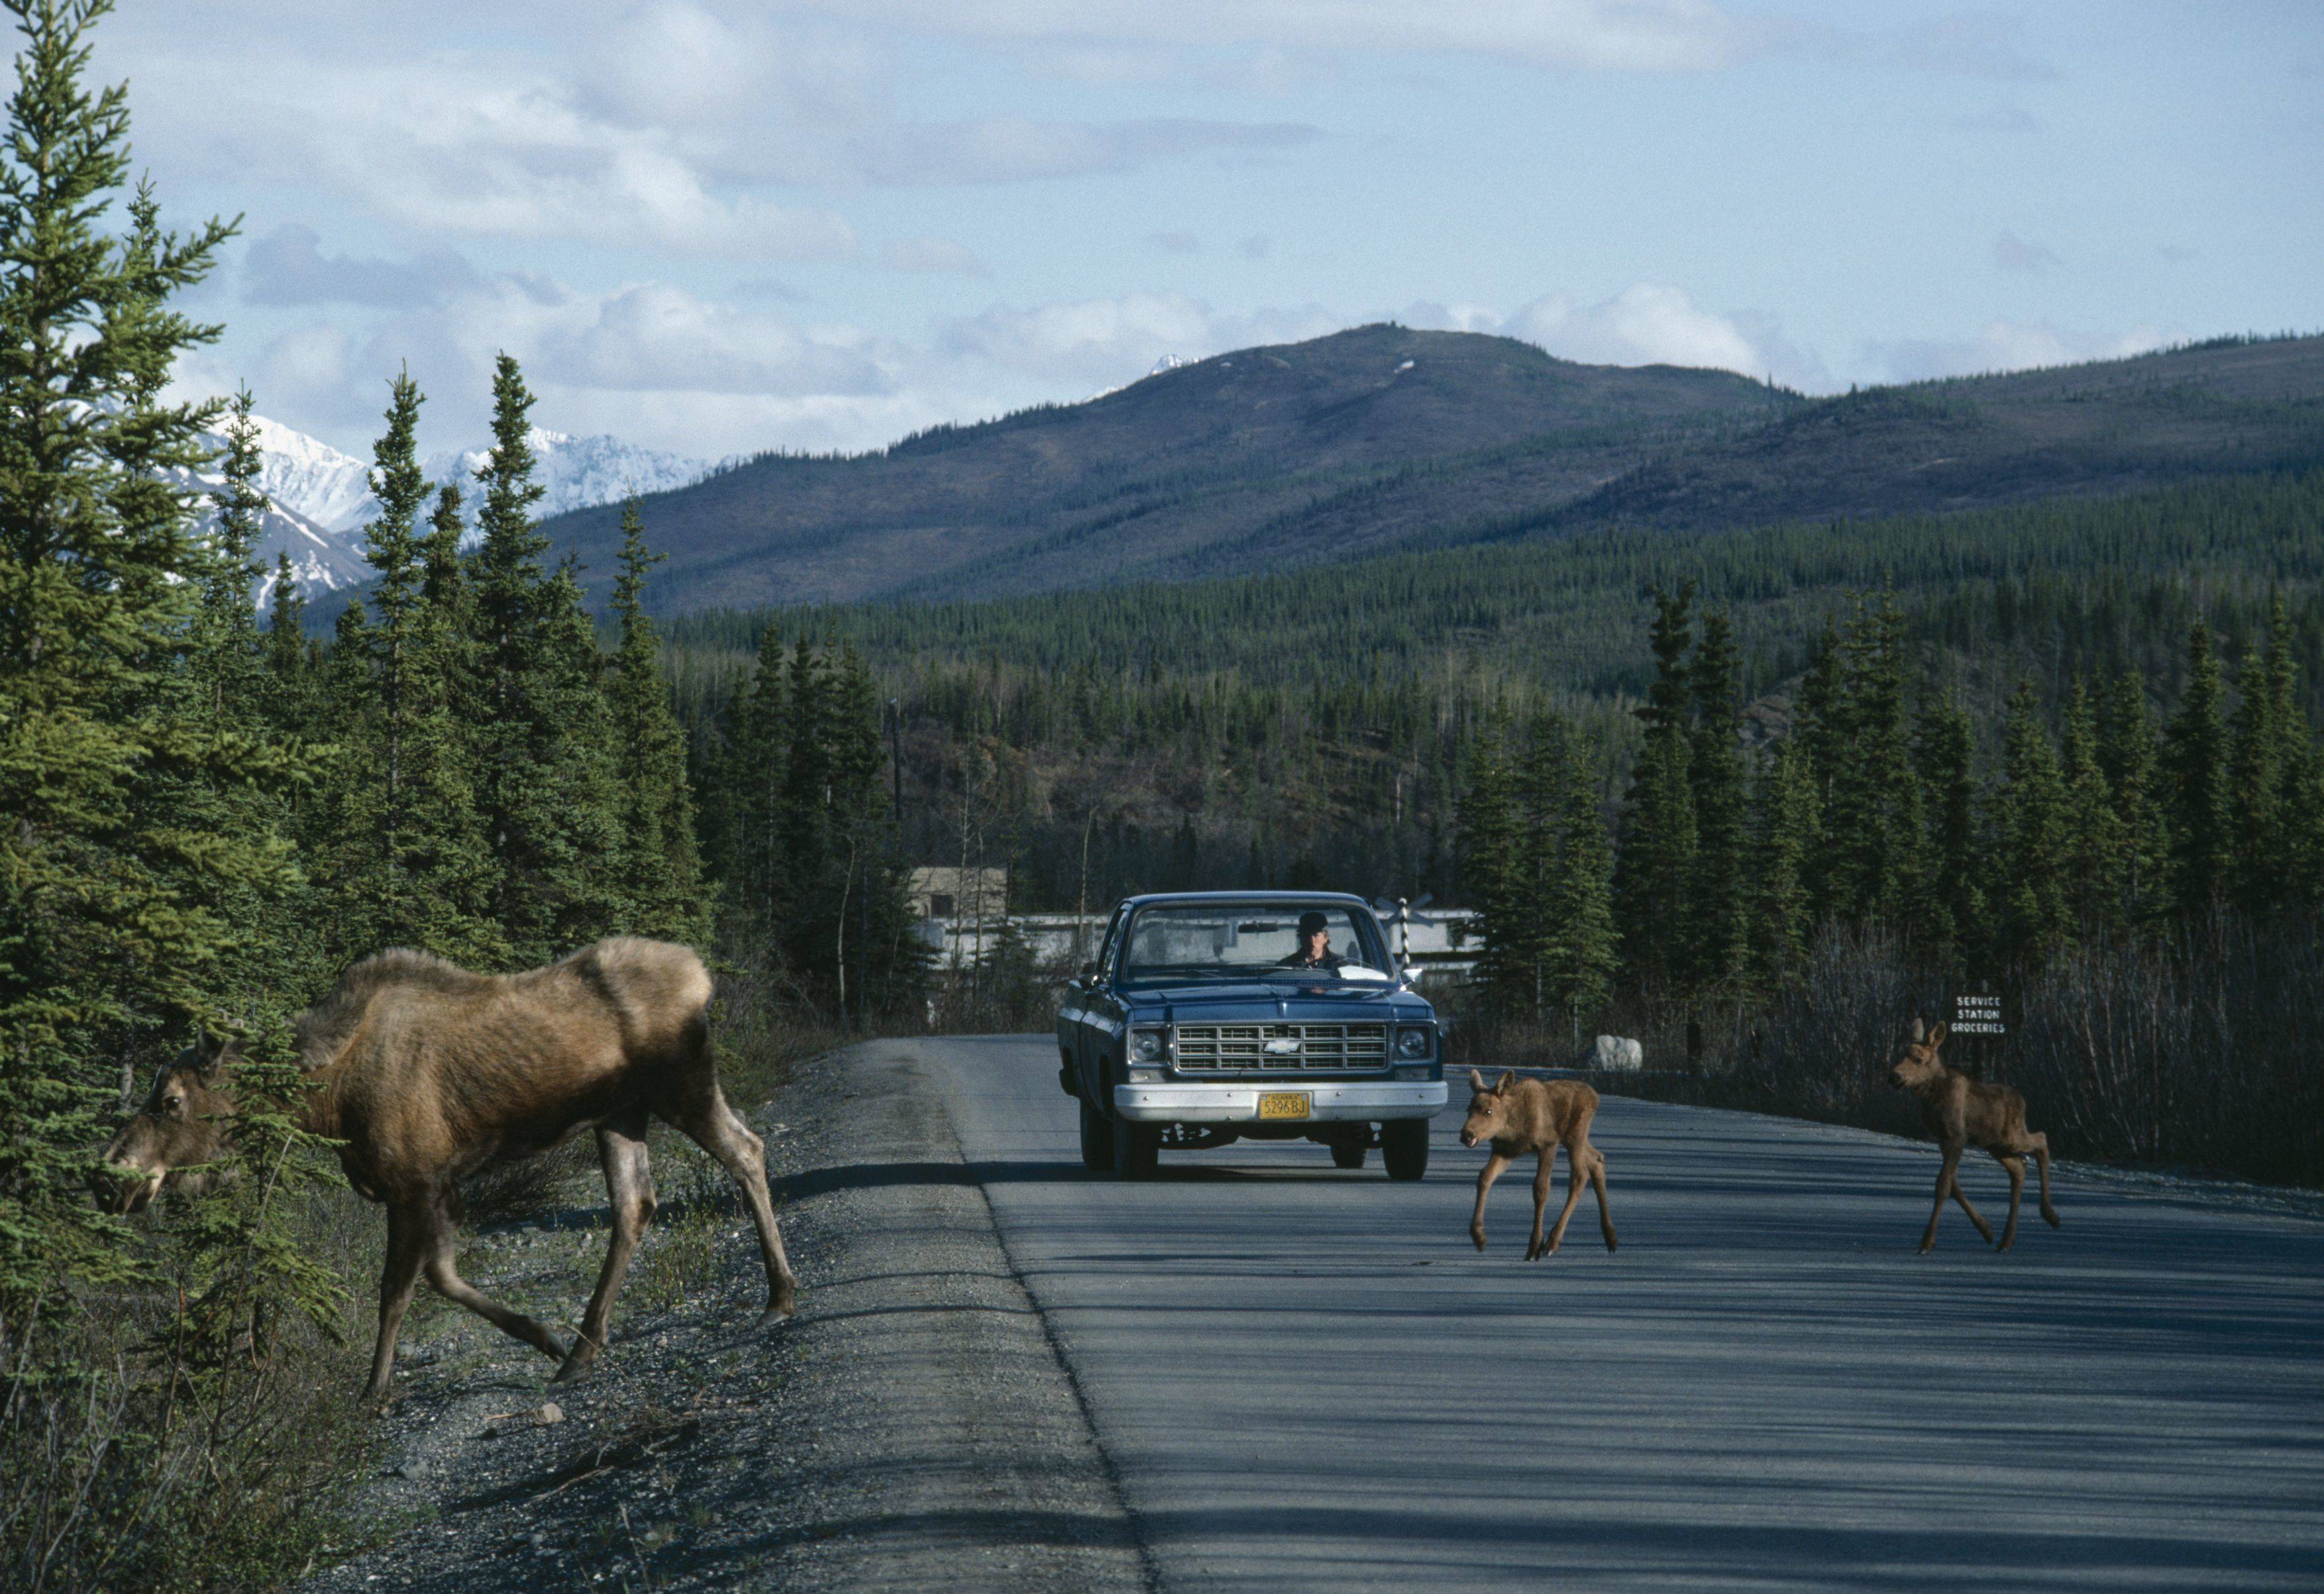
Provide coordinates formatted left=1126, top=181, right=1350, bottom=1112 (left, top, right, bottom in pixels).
left=1952, top=994, right=2005, bottom=1036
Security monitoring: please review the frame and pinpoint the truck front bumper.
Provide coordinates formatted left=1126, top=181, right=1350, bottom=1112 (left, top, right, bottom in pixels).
left=1113, top=1079, right=1447, bottom=1124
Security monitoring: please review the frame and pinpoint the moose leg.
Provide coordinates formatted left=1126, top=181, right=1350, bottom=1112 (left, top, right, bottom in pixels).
left=1470, top=1150, right=1511, bottom=1251
left=1992, top=1151, right=2027, bottom=1251
left=2028, top=1132, right=2061, bottom=1228
left=1540, top=1146, right=1591, bottom=1259
left=417, top=1195, right=568, bottom=1364
left=1583, top=1144, right=1617, bottom=1252
left=362, top=1203, right=428, bottom=1410
left=558, top=1120, right=655, bottom=1382
left=1524, top=1151, right=1556, bottom=1260
left=1920, top=1147, right=1964, bottom=1253
left=1949, top=1163, right=1995, bottom=1245
left=673, top=1090, right=797, bottom=1321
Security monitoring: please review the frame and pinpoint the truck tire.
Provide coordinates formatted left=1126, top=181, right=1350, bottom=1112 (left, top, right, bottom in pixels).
left=1330, top=1140, right=1368, bottom=1170
left=1381, top=1119, right=1430, bottom=1181
left=1113, top=1118, right=1161, bottom=1179
left=1079, top=1099, right=1115, bottom=1171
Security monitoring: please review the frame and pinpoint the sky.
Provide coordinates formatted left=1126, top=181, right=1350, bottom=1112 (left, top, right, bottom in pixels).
left=90, top=0, right=2324, bottom=461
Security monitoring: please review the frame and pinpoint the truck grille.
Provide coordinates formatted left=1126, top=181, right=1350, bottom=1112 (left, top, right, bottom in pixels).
left=1172, top=1022, right=1389, bottom=1072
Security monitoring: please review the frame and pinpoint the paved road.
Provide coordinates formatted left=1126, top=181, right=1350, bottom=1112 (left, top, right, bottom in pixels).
left=904, top=1035, right=2324, bottom=1593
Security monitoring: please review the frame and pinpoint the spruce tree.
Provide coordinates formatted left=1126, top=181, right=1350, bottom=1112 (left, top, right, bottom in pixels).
left=1989, top=680, right=2071, bottom=967
left=2058, top=680, right=2125, bottom=937
left=708, top=622, right=791, bottom=939
left=262, top=550, right=314, bottom=737
left=1746, top=737, right=1817, bottom=990
left=190, top=384, right=267, bottom=729
left=314, top=375, right=502, bottom=967
left=465, top=354, right=621, bottom=963
left=1613, top=588, right=1697, bottom=992
left=1790, top=616, right=1846, bottom=913
left=2097, top=671, right=2169, bottom=926
left=1824, top=593, right=1920, bottom=925
left=0, top=0, right=256, bottom=1317
left=1911, top=694, right=1981, bottom=956
left=1686, top=607, right=1749, bottom=990
left=2162, top=621, right=2230, bottom=918
left=2226, top=598, right=2300, bottom=918
left=607, top=496, right=708, bottom=944
left=1508, top=710, right=1565, bottom=1006
left=1540, top=716, right=1618, bottom=1020
left=1455, top=714, right=1524, bottom=1006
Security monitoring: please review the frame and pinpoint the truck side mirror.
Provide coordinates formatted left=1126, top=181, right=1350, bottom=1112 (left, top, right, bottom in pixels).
left=1077, top=960, right=1100, bottom=990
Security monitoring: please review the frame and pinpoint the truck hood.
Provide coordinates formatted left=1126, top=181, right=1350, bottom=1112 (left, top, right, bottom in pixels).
left=1121, top=981, right=1431, bottom=1025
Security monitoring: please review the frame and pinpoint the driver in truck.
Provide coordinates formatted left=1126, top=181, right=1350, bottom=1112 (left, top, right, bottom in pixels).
left=1278, top=910, right=1342, bottom=971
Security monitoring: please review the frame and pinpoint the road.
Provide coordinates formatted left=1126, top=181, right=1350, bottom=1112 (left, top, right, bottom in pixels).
left=906, top=1034, right=2324, bottom=1593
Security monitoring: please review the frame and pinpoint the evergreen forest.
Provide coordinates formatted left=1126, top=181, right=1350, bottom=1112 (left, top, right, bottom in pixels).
left=2, top=2, right=2321, bottom=1585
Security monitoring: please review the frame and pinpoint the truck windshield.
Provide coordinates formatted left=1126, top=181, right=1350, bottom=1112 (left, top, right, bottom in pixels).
left=1118, top=903, right=1389, bottom=984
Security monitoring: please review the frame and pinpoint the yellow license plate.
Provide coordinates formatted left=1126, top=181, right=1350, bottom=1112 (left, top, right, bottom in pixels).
left=1257, top=1091, right=1312, bottom=1120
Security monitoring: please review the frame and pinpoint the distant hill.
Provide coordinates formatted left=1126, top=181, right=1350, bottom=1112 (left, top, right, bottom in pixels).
left=543, top=324, right=1797, bottom=610
left=537, top=326, right=2324, bottom=615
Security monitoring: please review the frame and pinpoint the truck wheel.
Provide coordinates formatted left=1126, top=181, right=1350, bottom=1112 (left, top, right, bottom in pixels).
left=1381, top=1120, right=1430, bottom=1181
left=1113, top=1119, right=1161, bottom=1179
left=1330, top=1141, right=1368, bottom=1170
left=1079, top=1100, right=1115, bottom=1171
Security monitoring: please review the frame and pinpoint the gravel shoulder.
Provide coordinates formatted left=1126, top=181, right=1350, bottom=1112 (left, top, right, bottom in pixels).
left=301, top=1041, right=1149, bottom=1593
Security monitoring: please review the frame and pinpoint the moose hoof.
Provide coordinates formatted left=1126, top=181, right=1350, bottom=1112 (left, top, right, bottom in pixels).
left=2044, top=1210, right=2062, bottom=1229
left=759, top=1304, right=794, bottom=1328
left=1469, top=1232, right=1487, bottom=1253
left=551, top=1352, right=598, bottom=1385
left=1917, top=1239, right=1936, bottom=1255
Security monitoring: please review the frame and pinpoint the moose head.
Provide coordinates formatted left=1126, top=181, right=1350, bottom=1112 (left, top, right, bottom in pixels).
left=1459, top=1068, right=1518, bottom=1147
left=97, top=1037, right=244, bottom=1214
left=1887, top=1017, right=1949, bottom=1092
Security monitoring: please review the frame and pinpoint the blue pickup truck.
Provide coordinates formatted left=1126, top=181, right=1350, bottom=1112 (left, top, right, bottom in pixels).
left=1056, top=892, right=1448, bottom=1179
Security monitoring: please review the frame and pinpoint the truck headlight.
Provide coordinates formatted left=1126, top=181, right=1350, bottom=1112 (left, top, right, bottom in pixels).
left=1131, top=1028, right=1167, bottom=1063
left=1395, top=1026, right=1433, bottom=1060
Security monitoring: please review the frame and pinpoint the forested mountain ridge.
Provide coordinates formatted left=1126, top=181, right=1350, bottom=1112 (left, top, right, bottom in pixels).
left=539, top=323, right=1798, bottom=610
left=532, top=326, right=2324, bottom=613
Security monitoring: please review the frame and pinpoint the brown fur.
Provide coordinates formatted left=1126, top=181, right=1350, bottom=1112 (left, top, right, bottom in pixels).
left=101, top=937, right=796, bottom=1408
left=1887, top=1018, right=2062, bottom=1253
left=1458, top=1069, right=1617, bottom=1260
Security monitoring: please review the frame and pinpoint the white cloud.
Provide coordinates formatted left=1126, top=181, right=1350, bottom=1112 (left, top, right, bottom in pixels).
left=822, top=0, right=1766, bottom=74
left=881, top=237, right=993, bottom=276
left=1400, top=282, right=1819, bottom=384
left=940, top=291, right=1337, bottom=386
left=1862, top=319, right=2170, bottom=384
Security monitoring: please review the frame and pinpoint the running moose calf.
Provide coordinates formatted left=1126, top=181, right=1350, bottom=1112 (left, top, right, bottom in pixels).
left=1887, top=1017, right=2060, bottom=1253
left=99, top=937, right=796, bottom=1408
left=1459, top=1069, right=1617, bottom=1259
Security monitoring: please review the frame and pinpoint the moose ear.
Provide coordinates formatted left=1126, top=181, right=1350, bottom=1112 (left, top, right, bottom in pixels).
left=1909, top=1016, right=1926, bottom=1044
left=1467, top=1067, right=1487, bottom=1092
left=1494, top=1071, right=1516, bottom=1095
left=1927, top=1020, right=1947, bottom=1049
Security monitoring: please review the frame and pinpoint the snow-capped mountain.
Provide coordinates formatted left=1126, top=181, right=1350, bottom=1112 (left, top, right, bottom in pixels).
left=187, top=417, right=710, bottom=608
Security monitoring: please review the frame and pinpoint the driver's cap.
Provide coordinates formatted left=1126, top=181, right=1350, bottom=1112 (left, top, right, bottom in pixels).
left=1297, top=910, right=1329, bottom=935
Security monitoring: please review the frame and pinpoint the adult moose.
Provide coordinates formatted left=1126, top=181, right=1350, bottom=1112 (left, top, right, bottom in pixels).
left=100, top=937, right=796, bottom=1408
left=1887, top=1016, right=2061, bottom=1253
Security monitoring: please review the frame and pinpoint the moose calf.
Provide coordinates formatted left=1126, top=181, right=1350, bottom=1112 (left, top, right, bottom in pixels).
left=1459, top=1069, right=1617, bottom=1259
left=101, top=937, right=797, bottom=1409
left=1887, top=1017, right=2060, bottom=1253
